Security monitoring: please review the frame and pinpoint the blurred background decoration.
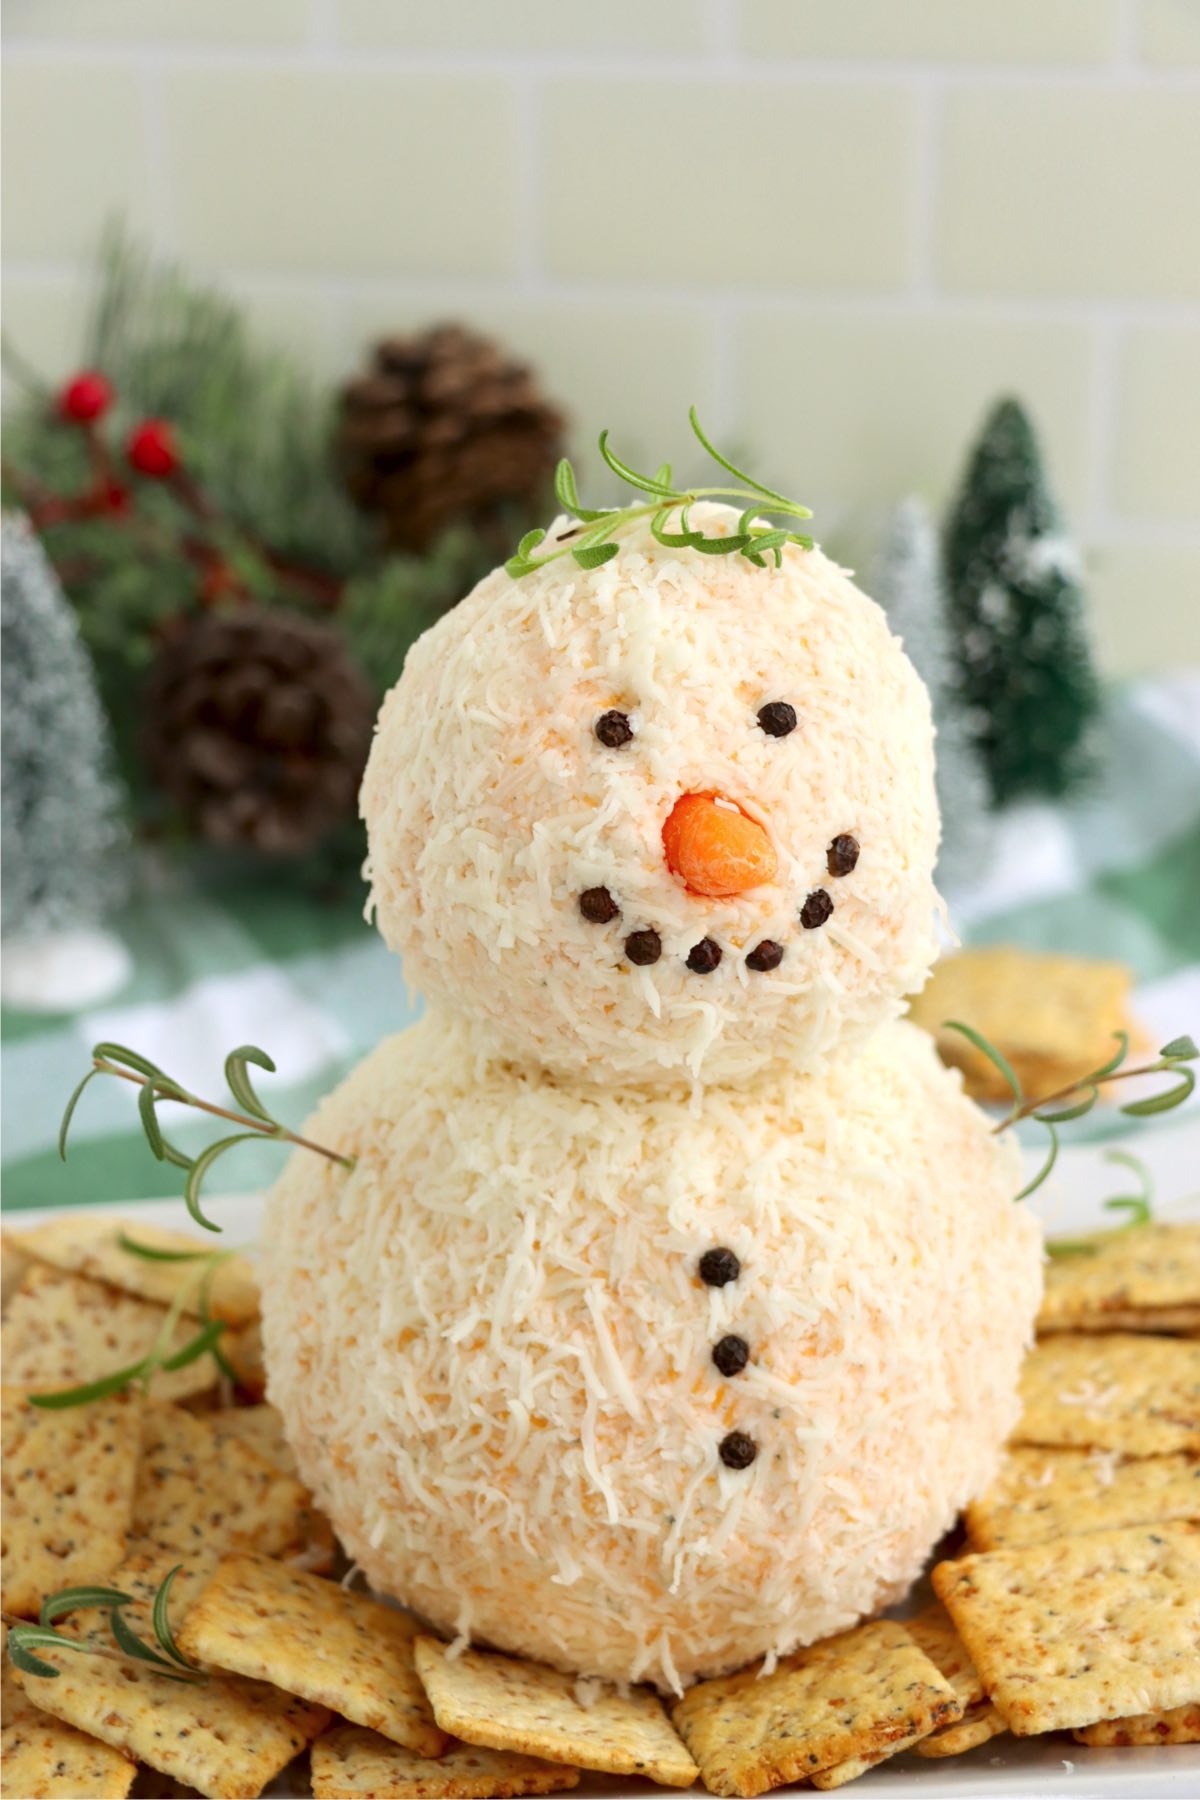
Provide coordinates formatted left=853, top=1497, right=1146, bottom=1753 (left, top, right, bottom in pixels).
left=1, top=0, right=1197, bottom=1206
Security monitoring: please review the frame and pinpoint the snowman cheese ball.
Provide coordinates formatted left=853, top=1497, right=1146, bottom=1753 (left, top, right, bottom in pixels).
left=261, top=497, right=1042, bottom=1689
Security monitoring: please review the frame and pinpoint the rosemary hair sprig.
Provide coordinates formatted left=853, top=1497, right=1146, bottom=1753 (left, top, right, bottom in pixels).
left=944, top=1023, right=1198, bottom=1201
left=1045, top=1149, right=1155, bottom=1258
left=506, top=406, right=814, bottom=580
left=60, top=1040, right=355, bottom=1233
left=5, top=1567, right=202, bottom=1683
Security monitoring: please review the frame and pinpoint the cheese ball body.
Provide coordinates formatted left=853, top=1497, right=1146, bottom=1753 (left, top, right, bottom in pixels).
left=260, top=1012, right=1041, bottom=1690
left=361, top=508, right=940, bottom=1088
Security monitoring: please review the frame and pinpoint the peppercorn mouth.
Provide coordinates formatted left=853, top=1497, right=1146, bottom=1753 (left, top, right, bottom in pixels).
left=576, top=829, right=861, bottom=975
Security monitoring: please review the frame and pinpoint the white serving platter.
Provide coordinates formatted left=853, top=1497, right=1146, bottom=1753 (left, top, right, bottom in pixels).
left=6, top=1123, right=1199, bottom=1800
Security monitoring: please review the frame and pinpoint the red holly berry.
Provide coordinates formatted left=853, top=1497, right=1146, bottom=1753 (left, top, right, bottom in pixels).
left=58, top=370, right=113, bottom=424
left=127, top=419, right=180, bottom=479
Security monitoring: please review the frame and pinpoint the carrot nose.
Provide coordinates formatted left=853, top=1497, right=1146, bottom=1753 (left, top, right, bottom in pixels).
left=663, top=793, right=778, bottom=898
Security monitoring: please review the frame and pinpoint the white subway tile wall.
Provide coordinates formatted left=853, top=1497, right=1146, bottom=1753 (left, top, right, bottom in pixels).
left=3, top=0, right=1197, bottom=672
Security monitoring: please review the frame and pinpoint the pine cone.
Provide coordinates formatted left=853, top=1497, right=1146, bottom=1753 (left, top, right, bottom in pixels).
left=144, top=609, right=374, bottom=856
left=338, top=323, right=565, bottom=552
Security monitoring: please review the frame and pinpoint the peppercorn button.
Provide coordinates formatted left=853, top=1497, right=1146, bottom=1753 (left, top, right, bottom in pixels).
left=826, top=834, right=860, bottom=877
left=579, top=887, right=619, bottom=924
left=595, top=710, right=633, bottom=748
left=719, top=1430, right=757, bottom=1470
left=686, top=937, right=722, bottom=974
left=699, top=1247, right=740, bottom=1287
left=800, top=889, right=834, bottom=930
left=712, top=1334, right=750, bottom=1377
left=757, top=701, right=797, bottom=738
left=624, top=928, right=661, bottom=966
left=746, top=940, right=784, bottom=973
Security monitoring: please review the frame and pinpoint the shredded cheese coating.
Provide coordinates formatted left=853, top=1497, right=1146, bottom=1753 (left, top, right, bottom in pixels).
left=261, top=1015, right=1042, bottom=1690
left=361, top=507, right=941, bottom=1087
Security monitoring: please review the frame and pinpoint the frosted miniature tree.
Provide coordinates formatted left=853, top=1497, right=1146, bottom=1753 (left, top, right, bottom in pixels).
left=943, top=397, right=1100, bottom=806
left=1, top=514, right=132, bottom=1008
left=872, top=498, right=992, bottom=890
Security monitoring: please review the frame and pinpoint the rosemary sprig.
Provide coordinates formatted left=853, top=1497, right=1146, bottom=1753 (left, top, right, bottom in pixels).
left=6, top=1568, right=202, bottom=1683
left=1045, top=1149, right=1155, bottom=1258
left=29, top=1243, right=232, bottom=1410
left=60, top=1040, right=354, bottom=1233
left=505, top=406, right=813, bottom=579
left=943, top=1023, right=1198, bottom=1201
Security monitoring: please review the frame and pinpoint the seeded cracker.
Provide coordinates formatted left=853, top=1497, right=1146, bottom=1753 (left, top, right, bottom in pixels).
left=907, top=946, right=1135, bottom=1102
left=133, top=1402, right=312, bottom=1560
left=903, top=1601, right=985, bottom=1710
left=966, top=1445, right=1200, bottom=1549
left=1, top=1265, right=220, bottom=1405
left=311, top=1725, right=580, bottom=1798
left=2, top=1623, right=137, bottom=1798
left=916, top=1702, right=1006, bottom=1759
left=178, top=1552, right=446, bottom=1756
left=1074, top=1702, right=1200, bottom=1746
left=225, top=1316, right=267, bottom=1395
left=209, top=1401, right=299, bottom=1476
left=1014, top=1332, right=1200, bottom=1455
left=1, top=1232, right=32, bottom=1311
left=1039, top=1222, right=1200, bottom=1331
left=1, top=1388, right=143, bottom=1618
left=13, top=1214, right=261, bottom=1324
left=670, top=1618, right=960, bottom=1798
left=933, top=1521, right=1200, bottom=1735
left=414, top=1638, right=699, bottom=1787
left=1049, top=1306, right=1200, bottom=1335
left=10, top=1547, right=330, bottom=1798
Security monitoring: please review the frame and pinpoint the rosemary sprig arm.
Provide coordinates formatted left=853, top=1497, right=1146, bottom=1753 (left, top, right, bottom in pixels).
left=60, top=1040, right=354, bottom=1232
left=1045, top=1149, right=1155, bottom=1258
left=6, top=1570, right=202, bottom=1683
left=506, top=407, right=814, bottom=579
left=943, top=1022, right=1198, bottom=1202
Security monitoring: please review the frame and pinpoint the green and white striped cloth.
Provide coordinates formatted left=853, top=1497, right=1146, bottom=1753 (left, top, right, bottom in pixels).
left=3, top=677, right=1197, bottom=1214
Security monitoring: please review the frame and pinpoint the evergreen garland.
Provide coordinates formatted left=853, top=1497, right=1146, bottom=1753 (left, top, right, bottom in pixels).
left=943, top=397, right=1100, bottom=806
left=0, top=229, right=500, bottom=860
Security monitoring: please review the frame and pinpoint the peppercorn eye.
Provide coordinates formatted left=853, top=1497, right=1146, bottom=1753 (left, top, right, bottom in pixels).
left=757, top=701, right=796, bottom=738
left=594, top=710, right=633, bottom=749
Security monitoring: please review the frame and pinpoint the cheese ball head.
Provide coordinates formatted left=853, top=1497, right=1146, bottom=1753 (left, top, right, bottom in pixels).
left=260, top=1013, right=1042, bottom=1690
left=361, top=507, right=940, bottom=1087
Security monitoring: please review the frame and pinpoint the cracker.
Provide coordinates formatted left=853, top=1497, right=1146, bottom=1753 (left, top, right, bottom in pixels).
left=907, top=947, right=1134, bottom=1102
left=1, top=1265, right=220, bottom=1405
left=809, top=1721, right=934, bottom=1789
left=1, top=1388, right=142, bottom=1618
left=2, top=1705, right=136, bottom=1798
left=2, top=1232, right=33, bottom=1311
left=1074, top=1702, right=1200, bottom=1746
left=226, top=1317, right=267, bottom=1395
left=10, top=1546, right=330, bottom=1799
left=1039, top=1223, right=1200, bottom=1330
left=133, top=1402, right=312, bottom=1561
left=966, top=1446, right=1200, bottom=1549
left=933, top=1521, right=1200, bottom=1736
left=1014, top=1331, right=1200, bottom=1455
left=1041, top=1305, right=1200, bottom=1336
left=916, top=1702, right=1006, bottom=1759
left=903, top=1601, right=985, bottom=1709
left=415, top=1638, right=699, bottom=1787
left=311, top=1725, right=580, bottom=1798
left=670, top=1618, right=960, bottom=1798
left=13, top=1214, right=260, bottom=1325
left=210, top=1402, right=298, bottom=1477
left=178, top=1552, right=446, bottom=1756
